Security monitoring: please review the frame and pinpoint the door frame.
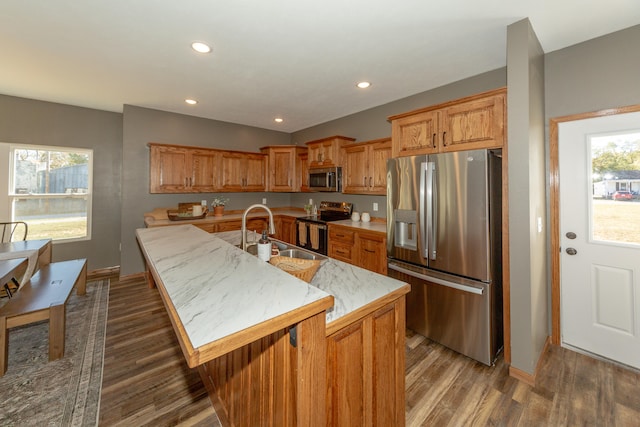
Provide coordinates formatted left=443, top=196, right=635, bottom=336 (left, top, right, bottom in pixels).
left=549, top=104, right=640, bottom=345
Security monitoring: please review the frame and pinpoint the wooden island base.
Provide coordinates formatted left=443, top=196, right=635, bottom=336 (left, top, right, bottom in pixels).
left=199, top=296, right=406, bottom=427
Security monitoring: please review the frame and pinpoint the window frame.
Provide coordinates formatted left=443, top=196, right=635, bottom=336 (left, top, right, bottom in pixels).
left=5, top=143, right=94, bottom=243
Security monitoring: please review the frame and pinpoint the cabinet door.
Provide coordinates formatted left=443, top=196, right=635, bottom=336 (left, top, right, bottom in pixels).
left=219, top=152, right=245, bottom=191
left=277, top=216, right=296, bottom=244
left=190, top=149, right=218, bottom=192
left=150, top=145, right=189, bottom=193
left=391, top=110, right=439, bottom=157
left=342, top=145, right=369, bottom=194
left=440, top=92, right=505, bottom=151
left=326, top=299, right=406, bottom=427
left=297, top=152, right=310, bottom=192
left=357, top=231, right=387, bottom=275
left=326, top=321, right=366, bottom=427
left=269, top=148, right=295, bottom=191
left=368, top=140, right=392, bottom=195
left=307, top=141, right=334, bottom=167
left=243, top=154, right=267, bottom=191
left=219, top=152, right=266, bottom=192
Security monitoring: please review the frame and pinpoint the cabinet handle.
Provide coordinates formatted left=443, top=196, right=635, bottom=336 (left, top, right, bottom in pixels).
left=364, top=248, right=375, bottom=253
left=337, top=249, right=348, bottom=255
left=442, top=131, right=447, bottom=146
left=363, top=177, right=367, bottom=186
left=369, top=177, right=372, bottom=187
left=432, top=133, right=436, bottom=147
left=336, top=234, right=345, bottom=238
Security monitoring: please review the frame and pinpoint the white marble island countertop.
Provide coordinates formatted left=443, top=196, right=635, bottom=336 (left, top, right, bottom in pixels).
left=215, top=229, right=409, bottom=335
left=136, top=225, right=334, bottom=367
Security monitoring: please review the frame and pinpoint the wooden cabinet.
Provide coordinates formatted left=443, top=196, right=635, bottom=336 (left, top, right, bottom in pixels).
left=342, top=137, right=391, bottom=195
left=275, top=215, right=296, bottom=244
left=214, top=217, right=268, bottom=234
left=260, top=146, right=307, bottom=192
left=297, top=151, right=310, bottom=192
left=328, top=226, right=355, bottom=264
left=149, top=143, right=218, bottom=193
left=357, top=230, right=387, bottom=275
left=219, top=151, right=267, bottom=192
left=389, top=88, right=506, bottom=157
left=305, top=135, right=355, bottom=167
left=328, top=224, right=387, bottom=274
left=326, top=298, right=406, bottom=427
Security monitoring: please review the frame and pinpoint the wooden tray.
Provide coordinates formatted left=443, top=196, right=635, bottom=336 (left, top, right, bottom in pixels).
left=167, top=208, right=208, bottom=221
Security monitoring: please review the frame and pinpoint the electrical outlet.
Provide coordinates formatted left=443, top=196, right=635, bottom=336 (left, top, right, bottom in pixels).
left=373, top=202, right=379, bottom=211
left=262, top=198, right=267, bottom=204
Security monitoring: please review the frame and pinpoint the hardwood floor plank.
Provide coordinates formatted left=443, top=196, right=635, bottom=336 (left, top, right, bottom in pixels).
left=97, top=274, right=640, bottom=426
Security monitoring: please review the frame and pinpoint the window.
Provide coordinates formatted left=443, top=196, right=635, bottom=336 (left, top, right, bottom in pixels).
left=3, top=143, right=93, bottom=242
left=589, top=131, right=640, bottom=246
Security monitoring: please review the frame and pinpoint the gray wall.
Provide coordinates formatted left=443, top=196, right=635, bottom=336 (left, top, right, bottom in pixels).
left=120, top=105, right=291, bottom=276
left=0, top=94, right=122, bottom=271
left=506, top=19, right=547, bottom=375
left=545, top=25, right=640, bottom=120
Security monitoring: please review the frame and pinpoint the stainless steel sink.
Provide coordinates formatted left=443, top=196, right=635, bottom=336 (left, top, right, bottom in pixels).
left=277, top=248, right=321, bottom=260
left=236, top=240, right=325, bottom=260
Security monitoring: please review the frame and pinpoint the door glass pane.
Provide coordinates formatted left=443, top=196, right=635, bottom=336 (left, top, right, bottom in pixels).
left=590, top=131, right=640, bottom=245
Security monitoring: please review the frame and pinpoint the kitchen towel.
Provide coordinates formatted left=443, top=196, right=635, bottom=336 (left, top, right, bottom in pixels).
left=298, top=222, right=307, bottom=246
left=310, top=224, right=320, bottom=250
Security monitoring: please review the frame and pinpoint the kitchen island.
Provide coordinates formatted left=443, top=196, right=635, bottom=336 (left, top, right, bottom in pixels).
left=136, top=224, right=409, bottom=427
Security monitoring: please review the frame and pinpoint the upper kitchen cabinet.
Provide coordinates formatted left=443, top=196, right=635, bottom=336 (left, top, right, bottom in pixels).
left=219, top=151, right=267, bottom=192
left=149, top=143, right=218, bottom=193
left=297, top=151, right=310, bottom=192
left=305, top=135, right=355, bottom=167
left=260, top=145, right=308, bottom=192
left=342, top=137, right=392, bottom=195
left=389, top=88, right=506, bottom=157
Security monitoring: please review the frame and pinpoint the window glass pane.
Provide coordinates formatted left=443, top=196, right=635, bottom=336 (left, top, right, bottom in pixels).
left=10, top=146, right=92, bottom=242
left=590, top=131, right=640, bottom=245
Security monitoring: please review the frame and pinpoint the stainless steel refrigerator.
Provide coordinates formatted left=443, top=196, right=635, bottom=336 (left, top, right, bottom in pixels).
left=386, top=149, right=503, bottom=365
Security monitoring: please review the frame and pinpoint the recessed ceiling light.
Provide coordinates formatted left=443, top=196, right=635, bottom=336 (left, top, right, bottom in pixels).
left=191, top=42, right=211, bottom=54
left=356, top=81, right=371, bottom=89
left=274, top=117, right=284, bottom=123
left=185, top=99, right=198, bottom=105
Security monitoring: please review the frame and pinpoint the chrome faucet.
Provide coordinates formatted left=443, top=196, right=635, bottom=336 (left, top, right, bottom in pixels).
left=241, top=204, right=276, bottom=251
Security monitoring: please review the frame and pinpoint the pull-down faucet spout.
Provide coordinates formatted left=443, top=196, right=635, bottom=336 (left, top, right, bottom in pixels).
left=241, top=204, right=276, bottom=252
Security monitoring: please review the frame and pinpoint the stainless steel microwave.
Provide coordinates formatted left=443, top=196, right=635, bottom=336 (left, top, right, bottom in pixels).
left=308, top=167, right=342, bottom=192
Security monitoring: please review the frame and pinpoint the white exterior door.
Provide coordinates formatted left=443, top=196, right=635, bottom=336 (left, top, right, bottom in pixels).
left=559, top=112, right=640, bottom=369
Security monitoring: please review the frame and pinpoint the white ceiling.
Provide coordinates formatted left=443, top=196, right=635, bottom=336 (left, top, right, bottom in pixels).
left=1, top=1, right=639, bottom=133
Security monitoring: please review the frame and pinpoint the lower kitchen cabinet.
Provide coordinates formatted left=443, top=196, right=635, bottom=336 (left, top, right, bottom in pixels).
left=214, top=217, right=268, bottom=234
left=328, top=224, right=387, bottom=274
left=326, top=297, right=406, bottom=427
left=275, top=215, right=296, bottom=244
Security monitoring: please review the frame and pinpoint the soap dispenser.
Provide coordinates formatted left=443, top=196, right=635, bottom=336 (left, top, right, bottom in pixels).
left=257, top=230, right=271, bottom=262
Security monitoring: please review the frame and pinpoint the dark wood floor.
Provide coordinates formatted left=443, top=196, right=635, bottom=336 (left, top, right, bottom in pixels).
left=98, top=275, right=640, bottom=426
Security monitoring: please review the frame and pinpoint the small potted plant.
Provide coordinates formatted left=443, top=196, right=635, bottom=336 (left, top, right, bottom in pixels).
left=211, top=196, right=229, bottom=217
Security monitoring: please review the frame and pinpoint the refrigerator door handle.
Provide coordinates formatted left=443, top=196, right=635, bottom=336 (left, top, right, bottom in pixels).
left=419, top=161, right=427, bottom=258
left=425, top=162, right=437, bottom=260
left=388, top=262, right=485, bottom=295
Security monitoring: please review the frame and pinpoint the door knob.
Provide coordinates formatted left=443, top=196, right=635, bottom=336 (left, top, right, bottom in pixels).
left=566, top=232, right=577, bottom=239
left=566, top=247, right=577, bottom=255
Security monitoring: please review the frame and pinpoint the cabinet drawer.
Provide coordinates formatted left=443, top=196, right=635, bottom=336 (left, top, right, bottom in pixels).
left=329, top=243, right=353, bottom=263
left=329, top=228, right=355, bottom=244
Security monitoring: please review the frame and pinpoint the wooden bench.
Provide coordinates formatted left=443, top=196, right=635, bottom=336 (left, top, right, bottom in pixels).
left=0, top=258, right=87, bottom=376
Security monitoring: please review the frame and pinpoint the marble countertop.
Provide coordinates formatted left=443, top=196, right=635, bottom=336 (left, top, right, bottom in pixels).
left=215, top=230, right=408, bottom=329
left=330, top=219, right=387, bottom=233
left=137, top=225, right=408, bottom=358
left=136, top=225, right=333, bottom=353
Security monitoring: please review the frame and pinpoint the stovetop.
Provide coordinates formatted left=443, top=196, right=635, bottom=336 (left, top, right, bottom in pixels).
left=298, top=201, right=353, bottom=224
